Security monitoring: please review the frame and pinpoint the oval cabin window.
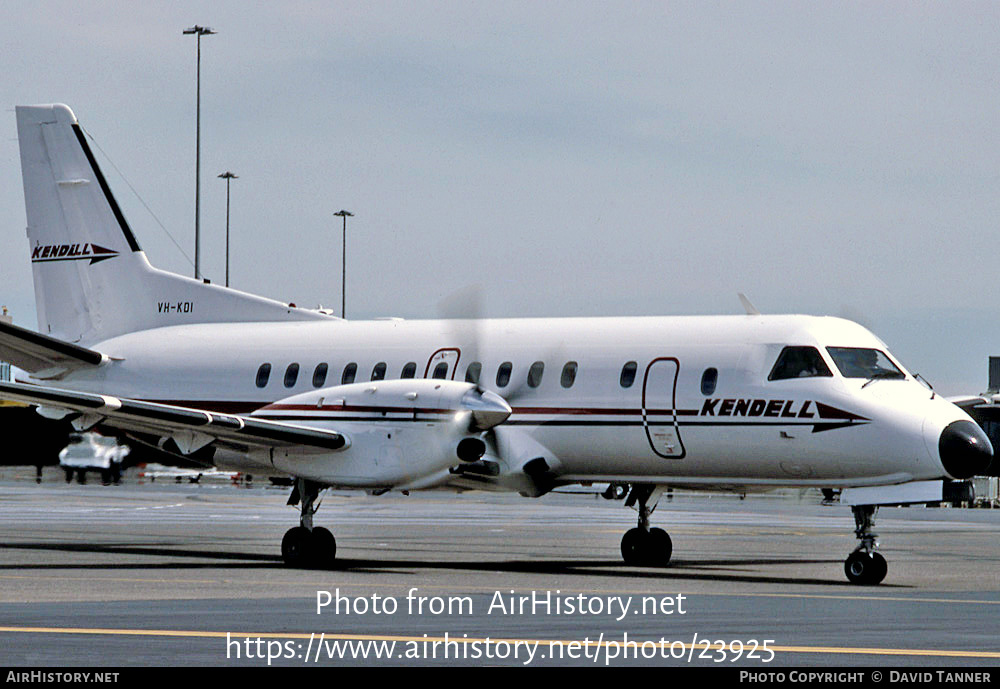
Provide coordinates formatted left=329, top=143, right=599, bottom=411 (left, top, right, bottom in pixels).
left=465, top=362, right=482, bottom=385
left=255, top=363, right=272, bottom=388
left=620, top=361, right=637, bottom=388
left=528, top=361, right=545, bottom=388
left=561, top=361, right=578, bottom=388
left=496, top=362, right=513, bottom=388
left=342, top=363, right=357, bottom=385
left=701, top=368, right=718, bottom=395
left=284, top=363, right=299, bottom=388
left=312, top=363, right=328, bottom=388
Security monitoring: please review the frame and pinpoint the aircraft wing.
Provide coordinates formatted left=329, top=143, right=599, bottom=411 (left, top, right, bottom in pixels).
left=0, top=381, right=347, bottom=453
left=0, top=320, right=106, bottom=379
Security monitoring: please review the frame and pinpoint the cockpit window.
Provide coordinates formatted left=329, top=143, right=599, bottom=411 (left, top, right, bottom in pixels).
left=768, top=346, right=833, bottom=381
left=826, top=347, right=905, bottom=380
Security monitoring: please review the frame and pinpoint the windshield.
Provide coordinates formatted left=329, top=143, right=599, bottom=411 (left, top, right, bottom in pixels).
left=826, top=347, right=905, bottom=380
left=768, top=346, right=833, bottom=380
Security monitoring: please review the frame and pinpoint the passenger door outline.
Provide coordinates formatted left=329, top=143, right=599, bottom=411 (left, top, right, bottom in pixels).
left=642, top=357, right=686, bottom=459
left=424, top=347, right=461, bottom=380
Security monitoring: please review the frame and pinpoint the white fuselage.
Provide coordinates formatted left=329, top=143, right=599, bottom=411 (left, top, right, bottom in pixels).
left=39, top=313, right=965, bottom=491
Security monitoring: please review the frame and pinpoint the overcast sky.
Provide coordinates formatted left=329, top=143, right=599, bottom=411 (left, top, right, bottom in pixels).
left=1, top=2, right=998, bottom=395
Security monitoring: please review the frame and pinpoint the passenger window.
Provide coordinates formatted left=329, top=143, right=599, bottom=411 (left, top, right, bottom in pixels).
left=768, top=347, right=833, bottom=381
left=312, top=363, right=328, bottom=388
left=465, top=362, right=482, bottom=385
left=701, top=368, right=718, bottom=395
left=620, top=361, right=637, bottom=388
left=432, top=362, right=449, bottom=379
left=342, top=363, right=357, bottom=384
left=284, top=363, right=300, bottom=388
left=255, top=363, right=271, bottom=388
left=528, top=361, right=545, bottom=388
left=401, top=362, right=417, bottom=379
left=496, top=362, right=513, bottom=388
left=372, top=362, right=387, bottom=381
left=561, top=361, right=578, bottom=388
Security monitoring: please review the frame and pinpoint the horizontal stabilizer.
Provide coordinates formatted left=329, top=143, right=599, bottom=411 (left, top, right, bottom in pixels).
left=0, top=381, right=348, bottom=453
left=945, top=395, right=991, bottom=411
left=0, top=320, right=105, bottom=379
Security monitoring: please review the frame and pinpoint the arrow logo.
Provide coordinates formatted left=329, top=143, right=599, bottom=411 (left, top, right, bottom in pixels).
left=31, top=243, right=119, bottom=265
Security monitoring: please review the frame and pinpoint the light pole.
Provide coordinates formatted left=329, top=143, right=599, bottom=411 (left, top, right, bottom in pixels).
left=183, top=25, right=216, bottom=280
left=218, top=172, right=237, bottom=287
left=334, top=210, right=353, bottom=318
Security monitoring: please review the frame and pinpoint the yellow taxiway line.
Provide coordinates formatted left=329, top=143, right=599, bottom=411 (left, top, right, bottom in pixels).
left=1, top=625, right=998, bottom=660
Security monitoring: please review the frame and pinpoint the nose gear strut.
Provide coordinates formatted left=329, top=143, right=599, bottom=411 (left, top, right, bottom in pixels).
left=844, top=505, right=886, bottom=585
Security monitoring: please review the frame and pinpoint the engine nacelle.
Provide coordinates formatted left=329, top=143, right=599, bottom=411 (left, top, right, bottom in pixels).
left=250, top=379, right=510, bottom=488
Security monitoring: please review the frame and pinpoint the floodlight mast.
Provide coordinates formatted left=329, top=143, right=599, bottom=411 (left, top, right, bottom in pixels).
left=218, top=171, right=238, bottom=287
left=183, top=25, right=217, bottom=280
left=334, top=210, right=354, bottom=319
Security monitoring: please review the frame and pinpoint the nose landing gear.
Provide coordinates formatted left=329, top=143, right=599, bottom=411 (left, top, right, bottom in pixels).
left=845, top=505, right=887, bottom=585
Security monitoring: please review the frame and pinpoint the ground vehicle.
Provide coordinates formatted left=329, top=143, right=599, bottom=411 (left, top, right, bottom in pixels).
left=59, top=433, right=129, bottom=484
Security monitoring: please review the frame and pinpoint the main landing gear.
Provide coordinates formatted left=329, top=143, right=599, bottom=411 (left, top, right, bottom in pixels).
left=844, top=505, right=887, bottom=585
left=620, top=484, right=672, bottom=566
left=612, top=485, right=890, bottom=585
left=281, top=478, right=337, bottom=568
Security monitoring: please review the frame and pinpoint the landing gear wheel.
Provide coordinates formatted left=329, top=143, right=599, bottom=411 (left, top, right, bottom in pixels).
left=844, top=551, right=887, bottom=585
left=621, top=527, right=672, bottom=567
left=621, top=528, right=645, bottom=565
left=648, top=527, right=673, bottom=566
left=281, top=526, right=311, bottom=567
left=310, top=526, right=337, bottom=568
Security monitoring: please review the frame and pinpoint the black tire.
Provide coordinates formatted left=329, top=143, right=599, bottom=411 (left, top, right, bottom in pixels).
left=310, top=527, right=337, bottom=569
left=648, top=527, right=673, bottom=566
left=621, top=527, right=672, bottom=566
left=281, top=526, right=311, bottom=567
left=868, top=551, right=887, bottom=584
left=844, top=551, right=887, bottom=585
left=621, top=528, right=646, bottom=565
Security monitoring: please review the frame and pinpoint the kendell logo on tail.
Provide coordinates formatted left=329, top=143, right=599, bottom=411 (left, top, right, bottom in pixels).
left=31, top=243, right=119, bottom=265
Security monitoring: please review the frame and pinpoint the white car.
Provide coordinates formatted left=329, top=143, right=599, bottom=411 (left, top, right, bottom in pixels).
left=59, top=433, right=130, bottom=484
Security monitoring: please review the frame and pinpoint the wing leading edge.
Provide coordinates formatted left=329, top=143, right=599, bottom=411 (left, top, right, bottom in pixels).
left=0, top=380, right=347, bottom=452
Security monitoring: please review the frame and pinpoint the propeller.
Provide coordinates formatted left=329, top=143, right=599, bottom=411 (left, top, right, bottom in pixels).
left=437, top=285, right=566, bottom=405
left=436, top=287, right=570, bottom=493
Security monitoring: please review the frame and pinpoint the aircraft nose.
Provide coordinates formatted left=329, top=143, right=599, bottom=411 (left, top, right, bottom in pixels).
left=938, top=420, right=993, bottom=479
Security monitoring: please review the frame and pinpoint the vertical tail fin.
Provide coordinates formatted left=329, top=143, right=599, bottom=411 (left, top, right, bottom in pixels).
left=16, top=104, right=330, bottom=345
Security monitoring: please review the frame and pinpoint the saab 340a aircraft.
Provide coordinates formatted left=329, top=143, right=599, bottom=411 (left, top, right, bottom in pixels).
left=1, top=104, right=993, bottom=585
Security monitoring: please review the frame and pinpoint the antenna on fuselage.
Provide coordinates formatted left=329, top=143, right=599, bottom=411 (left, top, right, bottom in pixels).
left=738, top=293, right=760, bottom=316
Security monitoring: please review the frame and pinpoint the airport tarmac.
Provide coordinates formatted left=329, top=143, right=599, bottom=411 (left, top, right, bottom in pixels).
left=2, top=467, right=1000, bottom=668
